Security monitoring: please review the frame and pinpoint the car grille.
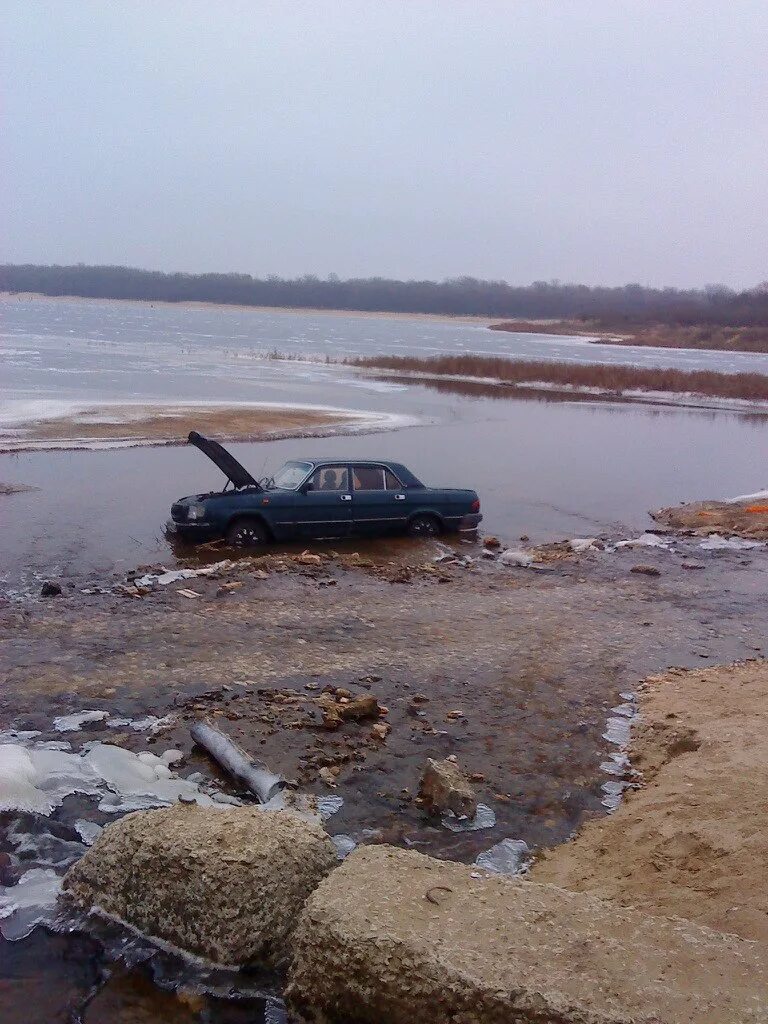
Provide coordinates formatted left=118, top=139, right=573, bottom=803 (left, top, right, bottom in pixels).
left=171, top=503, right=188, bottom=522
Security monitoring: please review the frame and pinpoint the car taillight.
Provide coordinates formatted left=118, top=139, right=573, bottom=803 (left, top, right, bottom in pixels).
left=471, top=498, right=480, bottom=512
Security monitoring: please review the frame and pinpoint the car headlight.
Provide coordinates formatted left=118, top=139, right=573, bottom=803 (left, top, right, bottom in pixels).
left=187, top=504, right=206, bottom=521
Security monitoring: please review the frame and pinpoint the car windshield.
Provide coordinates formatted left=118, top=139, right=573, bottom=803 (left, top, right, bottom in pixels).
left=269, top=461, right=313, bottom=490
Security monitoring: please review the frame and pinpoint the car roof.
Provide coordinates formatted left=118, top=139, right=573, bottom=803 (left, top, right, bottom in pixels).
left=286, top=458, right=423, bottom=487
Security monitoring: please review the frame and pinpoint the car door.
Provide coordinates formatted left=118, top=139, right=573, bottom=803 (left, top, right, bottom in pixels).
left=351, top=465, right=409, bottom=536
left=294, top=464, right=353, bottom=538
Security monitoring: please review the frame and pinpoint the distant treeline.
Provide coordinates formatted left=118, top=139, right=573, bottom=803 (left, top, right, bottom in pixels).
left=2, top=263, right=768, bottom=327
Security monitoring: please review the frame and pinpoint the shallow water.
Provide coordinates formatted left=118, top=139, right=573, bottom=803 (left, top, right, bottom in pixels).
left=2, top=385, right=768, bottom=594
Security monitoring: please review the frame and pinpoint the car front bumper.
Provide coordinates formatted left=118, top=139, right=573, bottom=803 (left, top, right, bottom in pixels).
left=165, top=519, right=222, bottom=543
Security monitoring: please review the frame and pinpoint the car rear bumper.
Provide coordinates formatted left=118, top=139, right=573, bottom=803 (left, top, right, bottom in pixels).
left=165, top=519, right=222, bottom=543
left=458, top=512, right=483, bottom=531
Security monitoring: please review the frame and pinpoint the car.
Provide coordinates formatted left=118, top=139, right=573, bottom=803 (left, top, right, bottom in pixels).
left=166, top=431, right=482, bottom=548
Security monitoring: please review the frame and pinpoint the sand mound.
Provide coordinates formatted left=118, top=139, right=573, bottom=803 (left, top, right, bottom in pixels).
left=533, top=660, right=768, bottom=942
left=652, top=498, right=768, bottom=540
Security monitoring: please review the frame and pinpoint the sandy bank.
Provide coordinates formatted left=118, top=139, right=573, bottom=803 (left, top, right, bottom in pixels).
left=533, top=659, right=768, bottom=942
left=490, top=318, right=768, bottom=354
left=652, top=496, right=768, bottom=540
left=0, top=400, right=400, bottom=453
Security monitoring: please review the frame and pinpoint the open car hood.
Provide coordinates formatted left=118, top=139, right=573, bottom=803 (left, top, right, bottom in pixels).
left=187, top=431, right=261, bottom=490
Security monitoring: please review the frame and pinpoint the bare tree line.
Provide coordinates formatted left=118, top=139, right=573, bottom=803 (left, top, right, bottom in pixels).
left=2, top=263, right=767, bottom=327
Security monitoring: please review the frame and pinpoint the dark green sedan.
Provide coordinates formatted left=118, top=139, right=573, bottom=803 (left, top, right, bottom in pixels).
left=167, top=431, right=482, bottom=548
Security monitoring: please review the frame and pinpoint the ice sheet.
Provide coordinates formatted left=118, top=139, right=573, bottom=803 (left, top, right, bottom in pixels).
left=441, top=803, right=496, bottom=832
left=0, top=868, right=62, bottom=941
left=53, top=710, right=109, bottom=732
left=474, top=838, right=530, bottom=875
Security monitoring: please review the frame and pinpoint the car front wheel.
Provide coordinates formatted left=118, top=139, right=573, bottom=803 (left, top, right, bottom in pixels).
left=226, top=517, right=269, bottom=549
left=407, top=513, right=442, bottom=538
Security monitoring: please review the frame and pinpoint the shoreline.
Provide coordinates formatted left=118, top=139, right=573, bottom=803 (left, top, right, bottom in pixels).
left=0, top=291, right=495, bottom=327
left=490, top=318, right=768, bottom=355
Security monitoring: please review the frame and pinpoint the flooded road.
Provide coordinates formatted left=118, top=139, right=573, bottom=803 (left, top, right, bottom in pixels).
left=3, top=296, right=768, bottom=593
left=2, top=388, right=768, bottom=595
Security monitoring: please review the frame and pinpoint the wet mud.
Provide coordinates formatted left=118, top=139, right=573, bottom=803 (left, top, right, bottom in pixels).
left=2, top=536, right=768, bottom=1021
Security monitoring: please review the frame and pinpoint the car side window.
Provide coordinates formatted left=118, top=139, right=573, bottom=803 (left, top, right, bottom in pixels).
left=308, top=465, right=349, bottom=491
left=352, top=465, right=387, bottom=491
left=384, top=469, right=401, bottom=490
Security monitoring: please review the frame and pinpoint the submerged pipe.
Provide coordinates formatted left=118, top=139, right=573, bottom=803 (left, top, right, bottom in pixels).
left=190, top=719, right=285, bottom=804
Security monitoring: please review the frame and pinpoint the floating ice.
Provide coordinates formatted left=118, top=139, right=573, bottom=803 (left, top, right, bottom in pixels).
left=0, top=743, right=101, bottom=814
left=600, top=751, right=630, bottom=776
left=474, top=838, right=530, bottom=875
left=134, top=560, right=234, bottom=588
left=569, top=538, right=598, bottom=553
left=0, top=868, right=62, bottom=941
left=84, top=743, right=215, bottom=813
left=441, top=803, right=496, bottom=832
left=264, top=999, right=289, bottom=1024
left=610, top=703, right=635, bottom=719
left=261, top=791, right=343, bottom=824
left=74, top=820, right=103, bottom=846
left=7, top=821, right=85, bottom=868
left=0, top=739, right=214, bottom=818
left=615, top=533, right=671, bottom=550
left=602, top=716, right=633, bottom=747
left=699, top=534, right=764, bottom=551
left=53, top=710, right=109, bottom=732
left=330, top=834, right=357, bottom=859
left=129, top=714, right=175, bottom=733
left=601, top=780, right=631, bottom=812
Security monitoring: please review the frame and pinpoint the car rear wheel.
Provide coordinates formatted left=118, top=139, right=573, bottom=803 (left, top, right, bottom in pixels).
left=226, top=517, right=269, bottom=549
left=407, top=513, right=442, bottom=538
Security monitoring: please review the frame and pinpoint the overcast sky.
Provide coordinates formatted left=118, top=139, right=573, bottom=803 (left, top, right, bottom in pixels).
left=2, top=1, right=767, bottom=287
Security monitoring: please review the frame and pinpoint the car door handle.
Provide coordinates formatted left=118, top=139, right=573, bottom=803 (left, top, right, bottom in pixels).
left=394, top=494, right=406, bottom=500
left=340, top=494, right=352, bottom=501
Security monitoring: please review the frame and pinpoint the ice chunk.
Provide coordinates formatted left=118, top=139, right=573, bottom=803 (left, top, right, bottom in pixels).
left=7, top=821, right=85, bottom=868
left=603, top=716, right=632, bottom=747
left=134, top=560, right=235, bottom=587
left=84, top=743, right=215, bottom=811
left=600, top=751, right=630, bottom=776
left=615, top=533, right=671, bottom=549
left=129, top=714, right=175, bottom=733
left=0, top=744, right=101, bottom=814
left=53, top=710, right=108, bottom=732
left=330, top=834, right=357, bottom=859
left=441, top=803, right=496, bottom=832
left=569, top=538, right=598, bottom=553
left=474, top=838, right=530, bottom=875
left=601, top=780, right=631, bottom=811
left=0, top=868, right=62, bottom=941
left=611, top=703, right=635, bottom=719
left=261, top=791, right=343, bottom=824
left=498, top=549, right=535, bottom=568
left=74, top=820, right=103, bottom=846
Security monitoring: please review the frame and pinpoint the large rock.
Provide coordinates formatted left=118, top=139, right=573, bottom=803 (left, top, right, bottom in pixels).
left=417, top=757, right=476, bottom=818
left=62, top=804, right=338, bottom=968
left=286, top=845, right=768, bottom=1024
